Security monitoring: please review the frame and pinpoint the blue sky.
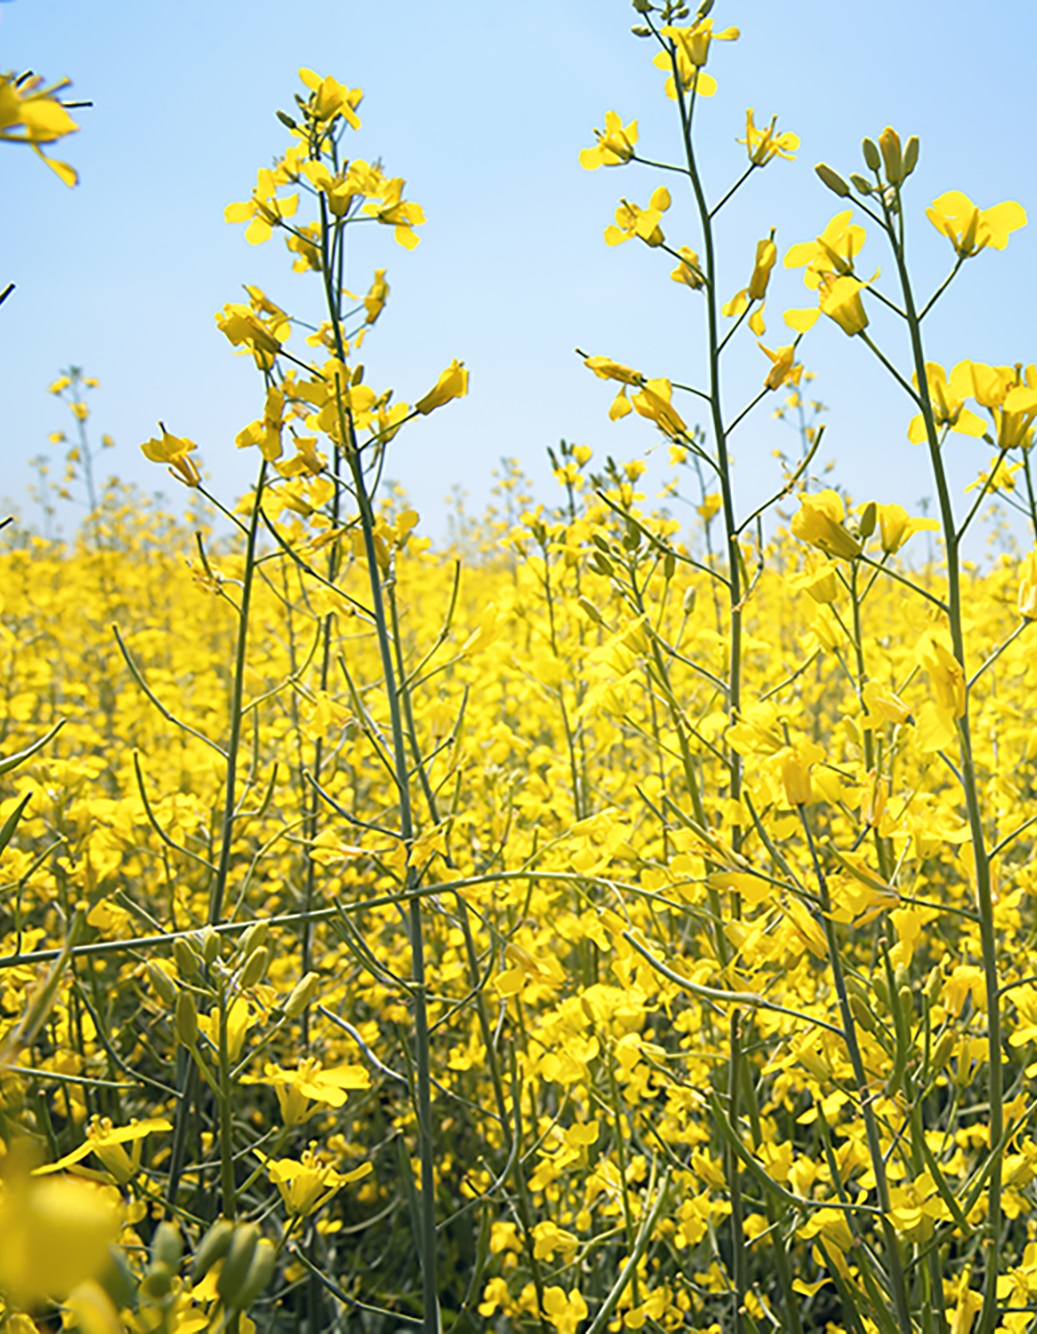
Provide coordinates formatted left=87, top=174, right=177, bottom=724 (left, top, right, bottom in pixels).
left=2, top=0, right=1034, bottom=545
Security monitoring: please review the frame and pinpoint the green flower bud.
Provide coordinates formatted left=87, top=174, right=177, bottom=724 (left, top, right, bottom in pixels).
left=173, top=937, right=199, bottom=980
left=175, top=991, right=198, bottom=1047
left=193, top=1220, right=234, bottom=1279
left=903, top=136, right=920, bottom=177
left=232, top=1239, right=277, bottom=1311
left=283, top=971, right=321, bottom=1021
left=862, top=138, right=881, bottom=172
left=147, top=961, right=178, bottom=1006
left=216, top=1224, right=260, bottom=1305
left=151, top=1221, right=183, bottom=1270
left=240, top=946, right=270, bottom=990
left=815, top=163, right=850, bottom=198
left=879, top=127, right=903, bottom=185
left=849, top=174, right=873, bottom=196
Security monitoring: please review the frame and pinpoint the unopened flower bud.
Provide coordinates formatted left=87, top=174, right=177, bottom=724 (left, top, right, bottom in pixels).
left=151, top=1221, right=183, bottom=1270
left=216, top=1224, right=260, bottom=1305
left=578, top=596, right=605, bottom=625
left=815, top=163, right=850, bottom=198
left=849, top=174, right=873, bottom=196
left=173, top=937, right=199, bottom=980
left=193, top=1220, right=234, bottom=1279
left=879, top=127, right=903, bottom=184
left=240, top=946, right=270, bottom=990
left=201, top=926, right=221, bottom=965
left=284, top=971, right=322, bottom=1021
left=147, top=961, right=178, bottom=1006
left=239, top=921, right=270, bottom=957
left=232, top=1239, right=277, bottom=1310
left=857, top=500, right=877, bottom=538
left=175, top=991, right=198, bottom=1047
left=682, top=585, right=697, bottom=616
left=902, top=136, right=920, bottom=177
left=862, top=137, right=881, bottom=172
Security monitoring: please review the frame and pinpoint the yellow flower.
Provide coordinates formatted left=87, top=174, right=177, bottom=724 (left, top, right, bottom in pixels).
left=779, top=741, right=824, bottom=807
left=298, top=68, right=363, bottom=128
left=818, top=273, right=868, bottom=335
left=415, top=359, right=469, bottom=415
left=34, top=1115, right=173, bottom=1186
left=670, top=245, right=705, bottom=290
left=140, top=425, right=202, bottom=488
left=542, top=1285, right=589, bottom=1334
left=0, top=70, right=79, bottom=185
left=631, top=378, right=688, bottom=439
left=957, top=360, right=1037, bottom=450
left=872, top=502, right=939, bottom=553
left=579, top=110, right=638, bottom=169
left=257, top=1145, right=372, bottom=1218
left=245, top=1057, right=371, bottom=1127
left=604, top=187, right=670, bottom=247
left=785, top=211, right=867, bottom=290
left=651, top=20, right=738, bottom=100
left=215, top=302, right=284, bottom=369
left=758, top=342, right=801, bottom=392
left=791, top=489, right=861, bottom=560
left=926, top=190, right=1026, bottom=257
left=907, top=362, right=987, bottom=443
left=862, top=680, right=913, bottom=727
left=918, top=635, right=966, bottom=720
left=739, top=109, right=798, bottom=165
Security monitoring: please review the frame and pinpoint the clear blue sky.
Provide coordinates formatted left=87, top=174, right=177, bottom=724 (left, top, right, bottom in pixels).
left=2, top=0, right=1034, bottom=544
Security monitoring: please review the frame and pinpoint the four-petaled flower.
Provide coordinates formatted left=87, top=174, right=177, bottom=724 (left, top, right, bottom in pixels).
left=604, top=187, right=671, bottom=247
left=580, top=111, right=638, bottom=170
left=926, top=190, right=1026, bottom=258
left=739, top=109, right=799, bottom=165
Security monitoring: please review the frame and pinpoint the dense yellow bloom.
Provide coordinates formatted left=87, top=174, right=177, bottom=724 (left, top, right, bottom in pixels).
left=579, top=110, right=638, bottom=169
left=1019, top=551, right=1037, bottom=621
left=739, top=109, right=798, bottom=165
left=926, top=190, right=1026, bottom=257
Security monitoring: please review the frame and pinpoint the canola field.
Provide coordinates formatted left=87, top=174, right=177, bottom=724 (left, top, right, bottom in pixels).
left=3, top=6, right=1037, bottom=1333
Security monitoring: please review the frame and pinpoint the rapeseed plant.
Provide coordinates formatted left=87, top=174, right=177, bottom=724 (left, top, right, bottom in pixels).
left=1, top=6, right=1037, bottom=1333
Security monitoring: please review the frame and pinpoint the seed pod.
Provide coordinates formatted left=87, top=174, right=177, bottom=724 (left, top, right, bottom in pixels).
left=216, top=1224, right=260, bottom=1305
left=147, top=961, right=177, bottom=1006
left=193, top=1220, right=234, bottom=1280
left=815, top=163, right=850, bottom=198
left=232, top=1239, right=277, bottom=1310
left=240, top=946, right=270, bottom=990
left=175, top=991, right=198, bottom=1047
